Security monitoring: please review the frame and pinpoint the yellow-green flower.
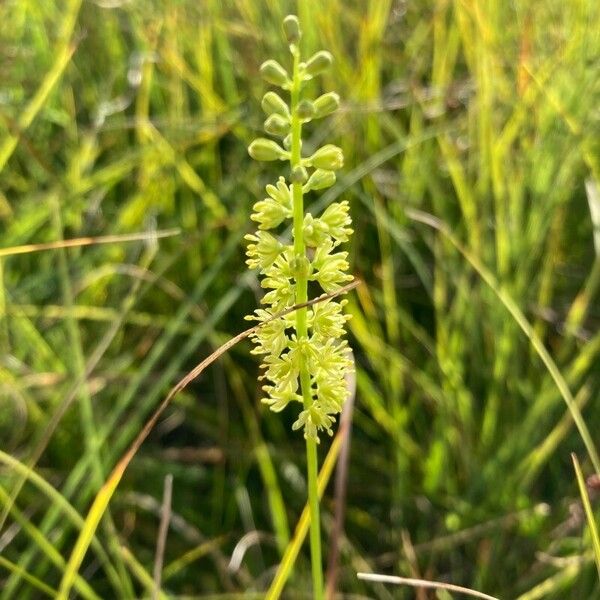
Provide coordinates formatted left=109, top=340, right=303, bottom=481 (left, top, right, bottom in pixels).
left=245, top=14, right=353, bottom=442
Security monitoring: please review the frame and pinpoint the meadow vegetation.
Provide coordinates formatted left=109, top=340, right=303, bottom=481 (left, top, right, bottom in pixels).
left=0, top=0, right=599, bottom=598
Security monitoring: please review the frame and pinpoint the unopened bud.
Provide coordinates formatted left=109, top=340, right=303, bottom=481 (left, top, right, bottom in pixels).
left=290, top=165, right=308, bottom=183
left=313, top=92, right=340, bottom=119
left=308, top=144, right=344, bottom=170
left=304, top=168, right=336, bottom=192
left=264, top=114, right=290, bottom=137
left=283, top=134, right=293, bottom=151
left=260, top=60, right=290, bottom=87
left=303, top=212, right=329, bottom=247
left=248, top=138, right=288, bottom=161
left=262, top=91, right=289, bottom=117
left=303, top=51, right=333, bottom=77
left=294, top=254, right=311, bottom=279
left=283, top=15, right=301, bottom=45
left=297, top=100, right=315, bottom=121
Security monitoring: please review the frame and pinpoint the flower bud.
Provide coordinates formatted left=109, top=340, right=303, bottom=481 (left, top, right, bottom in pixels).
left=313, top=92, right=340, bottom=119
left=297, top=100, right=315, bottom=121
left=283, top=134, right=293, bottom=151
left=264, top=114, right=290, bottom=137
left=260, top=60, right=290, bottom=87
left=303, top=168, right=336, bottom=192
left=293, top=254, right=312, bottom=279
left=303, top=212, right=329, bottom=247
left=320, top=200, right=353, bottom=242
left=303, top=51, right=333, bottom=77
left=290, top=165, right=308, bottom=183
left=265, top=177, right=293, bottom=212
left=245, top=230, right=284, bottom=270
left=308, top=144, right=344, bottom=170
left=283, top=15, right=301, bottom=45
left=262, top=91, right=289, bottom=117
left=248, top=138, right=288, bottom=161
left=251, top=195, right=291, bottom=229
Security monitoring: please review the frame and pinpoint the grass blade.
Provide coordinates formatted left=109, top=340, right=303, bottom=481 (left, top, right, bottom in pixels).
left=0, top=556, right=57, bottom=598
left=572, top=453, right=600, bottom=580
left=407, top=208, right=600, bottom=475
left=357, top=572, right=500, bottom=600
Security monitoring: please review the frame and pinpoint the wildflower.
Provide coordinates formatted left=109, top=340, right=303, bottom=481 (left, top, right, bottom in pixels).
left=246, top=15, right=353, bottom=442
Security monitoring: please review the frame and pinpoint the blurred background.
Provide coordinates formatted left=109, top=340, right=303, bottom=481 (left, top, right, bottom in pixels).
left=1, top=0, right=600, bottom=597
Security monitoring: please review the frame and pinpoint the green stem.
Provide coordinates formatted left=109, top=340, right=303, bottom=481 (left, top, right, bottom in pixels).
left=290, top=47, right=324, bottom=600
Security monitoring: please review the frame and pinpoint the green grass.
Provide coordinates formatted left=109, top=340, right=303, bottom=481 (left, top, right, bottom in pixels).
left=1, top=0, right=599, bottom=598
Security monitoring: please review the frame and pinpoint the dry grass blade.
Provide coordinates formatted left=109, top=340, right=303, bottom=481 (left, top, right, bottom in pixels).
left=357, top=572, right=500, bottom=600
left=0, top=228, right=180, bottom=258
left=56, top=280, right=360, bottom=599
left=152, top=474, right=173, bottom=600
left=585, top=179, right=600, bottom=256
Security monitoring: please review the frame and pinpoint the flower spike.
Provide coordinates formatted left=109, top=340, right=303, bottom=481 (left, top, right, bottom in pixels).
left=246, top=15, right=353, bottom=443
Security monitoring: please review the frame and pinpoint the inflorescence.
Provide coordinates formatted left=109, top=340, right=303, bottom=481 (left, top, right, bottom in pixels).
left=246, top=15, right=353, bottom=442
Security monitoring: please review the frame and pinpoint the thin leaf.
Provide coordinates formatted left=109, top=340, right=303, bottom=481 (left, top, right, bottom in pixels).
left=572, top=453, right=600, bottom=580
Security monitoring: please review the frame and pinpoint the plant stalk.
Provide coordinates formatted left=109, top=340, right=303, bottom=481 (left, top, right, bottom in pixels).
left=290, top=46, right=324, bottom=600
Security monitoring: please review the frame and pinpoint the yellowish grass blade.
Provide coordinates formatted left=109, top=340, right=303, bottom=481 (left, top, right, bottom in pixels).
left=0, top=0, right=82, bottom=172
left=0, top=228, right=180, bottom=258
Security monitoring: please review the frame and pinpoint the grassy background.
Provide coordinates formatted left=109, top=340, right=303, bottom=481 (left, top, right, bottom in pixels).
left=1, top=0, right=600, bottom=597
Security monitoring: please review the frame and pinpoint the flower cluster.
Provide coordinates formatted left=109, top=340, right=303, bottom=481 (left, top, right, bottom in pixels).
left=246, top=15, right=353, bottom=442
